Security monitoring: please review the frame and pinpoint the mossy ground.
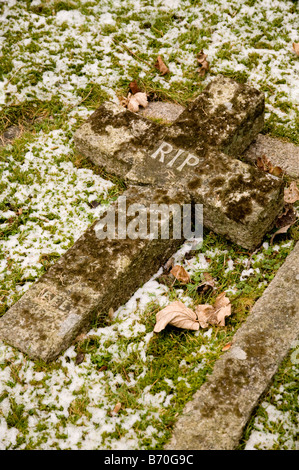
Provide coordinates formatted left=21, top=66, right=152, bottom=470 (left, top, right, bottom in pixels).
left=0, top=0, right=298, bottom=450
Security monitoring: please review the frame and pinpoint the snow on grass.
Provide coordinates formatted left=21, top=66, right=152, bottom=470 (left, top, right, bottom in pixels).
left=0, top=0, right=298, bottom=450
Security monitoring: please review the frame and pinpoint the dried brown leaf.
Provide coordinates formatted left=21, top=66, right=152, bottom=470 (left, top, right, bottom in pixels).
left=75, top=352, right=85, bottom=365
left=134, top=92, right=148, bottom=108
left=276, top=204, right=297, bottom=229
left=196, top=272, right=215, bottom=295
left=257, top=155, right=283, bottom=177
left=194, top=304, right=216, bottom=328
left=271, top=166, right=283, bottom=177
left=170, top=265, right=191, bottom=284
left=127, top=92, right=148, bottom=112
left=222, top=342, right=232, bottom=352
left=112, top=402, right=121, bottom=414
left=154, top=301, right=199, bottom=333
left=214, top=292, right=230, bottom=310
left=195, top=293, right=231, bottom=328
left=270, top=224, right=292, bottom=245
left=129, top=80, right=141, bottom=94
left=127, top=94, right=140, bottom=112
left=108, top=307, right=114, bottom=320
left=154, top=55, right=169, bottom=75
left=215, top=303, right=231, bottom=326
left=284, top=181, right=299, bottom=204
left=197, top=50, right=209, bottom=77
left=293, top=42, right=299, bottom=56
left=119, top=96, right=128, bottom=108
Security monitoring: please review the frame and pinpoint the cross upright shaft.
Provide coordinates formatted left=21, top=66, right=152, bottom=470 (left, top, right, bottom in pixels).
left=0, top=76, right=284, bottom=361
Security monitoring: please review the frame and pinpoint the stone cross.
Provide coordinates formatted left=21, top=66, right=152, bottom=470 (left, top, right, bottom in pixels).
left=0, top=76, right=284, bottom=362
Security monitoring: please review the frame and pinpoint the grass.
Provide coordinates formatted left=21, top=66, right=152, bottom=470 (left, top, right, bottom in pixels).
left=0, top=0, right=298, bottom=450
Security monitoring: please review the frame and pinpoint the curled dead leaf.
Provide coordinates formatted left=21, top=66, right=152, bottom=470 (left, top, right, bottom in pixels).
left=222, top=342, right=232, bottom=352
left=197, top=272, right=215, bottom=295
left=270, top=224, right=292, bottom=245
left=75, top=352, right=85, bottom=365
left=270, top=166, right=283, bottom=177
left=154, top=301, right=199, bottom=333
left=112, top=402, right=122, bottom=414
left=170, top=265, right=191, bottom=284
left=154, top=55, right=169, bottom=75
left=276, top=204, right=297, bottom=229
left=197, top=50, right=209, bottom=77
left=127, top=92, right=148, bottom=112
left=257, top=155, right=283, bottom=177
left=154, top=294, right=232, bottom=333
left=293, top=42, right=299, bottom=56
left=129, top=80, right=141, bottom=94
left=284, top=181, right=299, bottom=204
left=194, top=304, right=216, bottom=328
left=195, top=293, right=231, bottom=328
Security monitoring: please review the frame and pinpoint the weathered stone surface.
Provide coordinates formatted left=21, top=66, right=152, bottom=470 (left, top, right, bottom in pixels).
left=139, top=101, right=185, bottom=123
left=168, top=75, right=265, bottom=156
left=74, top=76, right=265, bottom=180
left=166, top=242, right=299, bottom=450
left=243, top=133, right=299, bottom=178
left=124, top=144, right=283, bottom=250
left=74, top=75, right=282, bottom=251
left=0, top=186, right=189, bottom=361
left=74, top=101, right=161, bottom=178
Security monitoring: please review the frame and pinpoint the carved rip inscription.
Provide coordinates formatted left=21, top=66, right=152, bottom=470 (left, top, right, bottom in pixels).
left=150, top=141, right=204, bottom=171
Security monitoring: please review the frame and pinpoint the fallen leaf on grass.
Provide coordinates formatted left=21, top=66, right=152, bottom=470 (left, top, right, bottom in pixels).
left=213, top=292, right=231, bottom=326
left=222, top=342, right=232, bottom=351
left=75, top=352, right=85, bottom=365
left=275, top=203, right=297, bottom=229
left=154, top=301, right=200, bottom=332
left=154, top=55, right=169, bottom=75
left=270, top=224, right=293, bottom=245
left=154, top=294, right=231, bottom=333
left=112, top=402, right=121, bottom=414
left=197, top=50, right=209, bottom=77
left=170, top=265, right=191, bottom=284
left=194, top=304, right=216, bottom=328
left=196, top=272, right=215, bottom=295
left=195, top=293, right=231, bottom=327
left=271, top=203, right=298, bottom=244
left=127, top=92, right=148, bottom=112
left=257, top=154, right=283, bottom=177
left=293, top=42, right=299, bottom=56
left=129, top=80, right=141, bottom=94
left=284, top=181, right=299, bottom=204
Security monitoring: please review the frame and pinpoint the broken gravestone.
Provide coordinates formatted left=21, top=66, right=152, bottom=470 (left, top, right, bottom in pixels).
left=0, top=76, right=284, bottom=361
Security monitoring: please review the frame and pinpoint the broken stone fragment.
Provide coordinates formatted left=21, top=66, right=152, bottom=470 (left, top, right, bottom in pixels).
left=166, top=241, right=299, bottom=450
left=74, top=101, right=162, bottom=179
left=0, top=186, right=190, bottom=362
left=168, top=75, right=265, bottom=156
left=74, top=75, right=265, bottom=181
